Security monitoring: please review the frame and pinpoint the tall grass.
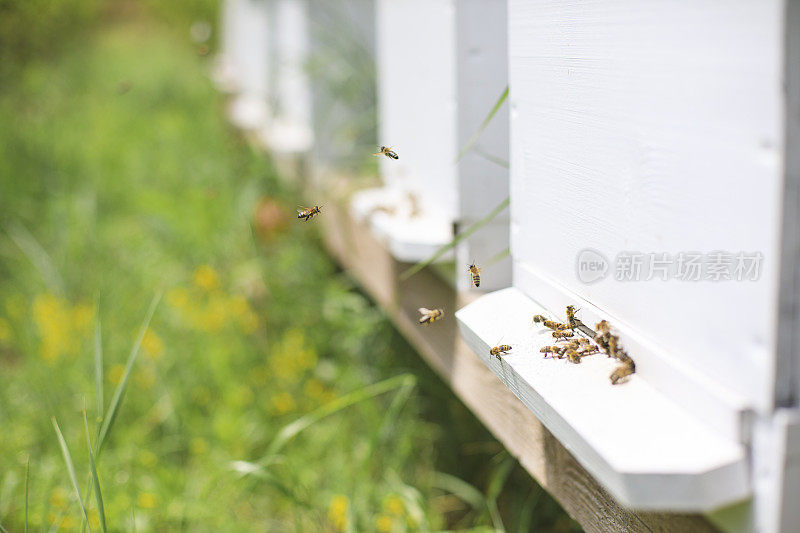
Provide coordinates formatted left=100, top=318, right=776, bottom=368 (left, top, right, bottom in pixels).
left=0, top=16, right=579, bottom=533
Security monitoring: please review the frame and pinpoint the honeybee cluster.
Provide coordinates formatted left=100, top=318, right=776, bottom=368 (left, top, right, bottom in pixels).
left=536, top=306, right=635, bottom=385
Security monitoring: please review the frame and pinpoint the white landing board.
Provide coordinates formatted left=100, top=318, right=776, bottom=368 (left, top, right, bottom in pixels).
left=456, top=287, right=749, bottom=512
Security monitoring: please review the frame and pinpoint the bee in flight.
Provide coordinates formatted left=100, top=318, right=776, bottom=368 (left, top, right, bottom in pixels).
left=373, top=146, right=399, bottom=160
left=418, top=307, right=444, bottom=325
left=297, top=205, right=322, bottom=221
left=489, top=344, right=512, bottom=360
left=467, top=262, right=481, bottom=288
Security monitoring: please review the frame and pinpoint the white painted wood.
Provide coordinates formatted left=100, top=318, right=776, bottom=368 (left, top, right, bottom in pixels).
left=456, top=287, right=749, bottom=511
left=455, top=0, right=511, bottom=293
left=261, top=0, right=314, bottom=153
left=374, top=0, right=510, bottom=268
left=776, top=0, right=800, bottom=410
left=508, top=0, right=785, bottom=421
left=213, top=0, right=243, bottom=93
left=350, top=187, right=453, bottom=263
left=227, top=0, right=272, bottom=130
left=376, top=0, right=457, bottom=222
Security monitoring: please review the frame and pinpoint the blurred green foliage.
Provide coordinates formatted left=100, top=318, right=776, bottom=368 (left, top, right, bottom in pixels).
left=0, top=12, right=580, bottom=533
left=0, top=0, right=220, bottom=81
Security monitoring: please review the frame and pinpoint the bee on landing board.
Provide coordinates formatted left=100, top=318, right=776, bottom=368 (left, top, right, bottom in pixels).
left=418, top=307, right=443, bottom=325
left=532, top=315, right=568, bottom=331
left=297, top=205, right=322, bottom=221
left=373, top=146, right=399, bottom=160
left=565, top=305, right=580, bottom=330
left=489, top=344, right=512, bottom=360
left=552, top=329, right=574, bottom=340
left=540, top=345, right=562, bottom=358
left=610, top=360, right=635, bottom=385
left=467, top=263, right=482, bottom=288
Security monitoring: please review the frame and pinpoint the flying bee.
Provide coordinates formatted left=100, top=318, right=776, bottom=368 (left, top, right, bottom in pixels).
left=489, top=344, right=512, bottom=360
left=565, top=305, right=580, bottom=329
left=552, top=329, right=574, bottom=340
left=297, top=205, right=322, bottom=221
left=610, top=360, right=636, bottom=385
left=467, top=263, right=482, bottom=288
left=418, top=307, right=444, bottom=325
left=373, top=146, right=399, bottom=160
left=595, top=320, right=611, bottom=334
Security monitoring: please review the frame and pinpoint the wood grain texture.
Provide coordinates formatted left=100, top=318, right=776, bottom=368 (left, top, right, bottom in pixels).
left=313, top=184, right=719, bottom=532
left=508, top=0, right=784, bottom=415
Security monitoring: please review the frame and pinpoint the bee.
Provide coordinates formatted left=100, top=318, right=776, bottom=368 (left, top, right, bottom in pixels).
left=565, top=305, right=580, bottom=329
left=564, top=349, right=582, bottom=364
left=552, top=329, right=574, bottom=340
left=532, top=315, right=568, bottom=330
left=418, top=307, right=444, bottom=325
left=373, top=146, right=399, bottom=160
left=540, top=345, right=563, bottom=358
left=610, top=360, right=636, bottom=385
left=297, top=205, right=322, bottom=221
left=489, top=344, right=512, bottom=360
left=595, top=320, right=610, bottom=334
left=578, top=345, right=600, bottom=356
left=467, top=263, right=482, bottom=288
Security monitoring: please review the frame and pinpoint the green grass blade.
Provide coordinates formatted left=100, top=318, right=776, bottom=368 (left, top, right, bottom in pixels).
left=4, top=221, right=65, bottom=295
left=400, top=197, right=509, bottom=281
left=0, top=522, right=8, bottom=533
left=472, top=147, right=509, bottom=169
left=484, top=247, right=510, bottom=269
left=24, top=458, right=29, bottom=533
left=431, top=472, right=485, bottom=510
left=96, top=293, right=161, bottom=457
left=265, top=374, right=416, bottom=457
left=94, top=315, right=103, bottom=423
left=83, top=409, right=107, bottom=533
left=455, top=86, right=509, bottom=163
left=52, top=417, right=92, bottom=532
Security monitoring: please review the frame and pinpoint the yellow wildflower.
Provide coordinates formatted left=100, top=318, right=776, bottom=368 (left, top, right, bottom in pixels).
left=0, top=318, right=11, bottom=342
left=49, top=486, right=68, bottom=508
left=193, top=264, right=220, bottom=291
left=137, top=492, right=158, bottom=509
left=109, top=363, right=126, bottom=385
left=327, top=495, right=349, bottom=532
left=72, top=303, right=94, bottom=332
left=166, top=287, right=190, bottom=310
left=384, top=494, right=405, bottom=516
left=60, top=515, right=76, bottom=530
left=303, top=378, right=326, bottom=400
left=269, top=392, right=296, bottom=415
left=375, top=514, right=394, bottom=532
left=139, top=450, right=158, bottom=468
left=142, top=329, right=164, bottom=359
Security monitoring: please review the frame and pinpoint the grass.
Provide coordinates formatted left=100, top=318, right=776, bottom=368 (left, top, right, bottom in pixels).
left=0, top=14, right=580, bottom=533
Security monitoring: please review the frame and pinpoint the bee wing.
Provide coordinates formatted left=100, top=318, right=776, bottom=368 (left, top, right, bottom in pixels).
left=418, top=307, right=432, bottom=314
left=297, top=206, right=308, bottom=212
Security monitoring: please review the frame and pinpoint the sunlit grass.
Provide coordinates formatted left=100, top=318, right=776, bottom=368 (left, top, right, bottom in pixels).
left=0, top=16, right=579, bottom=533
